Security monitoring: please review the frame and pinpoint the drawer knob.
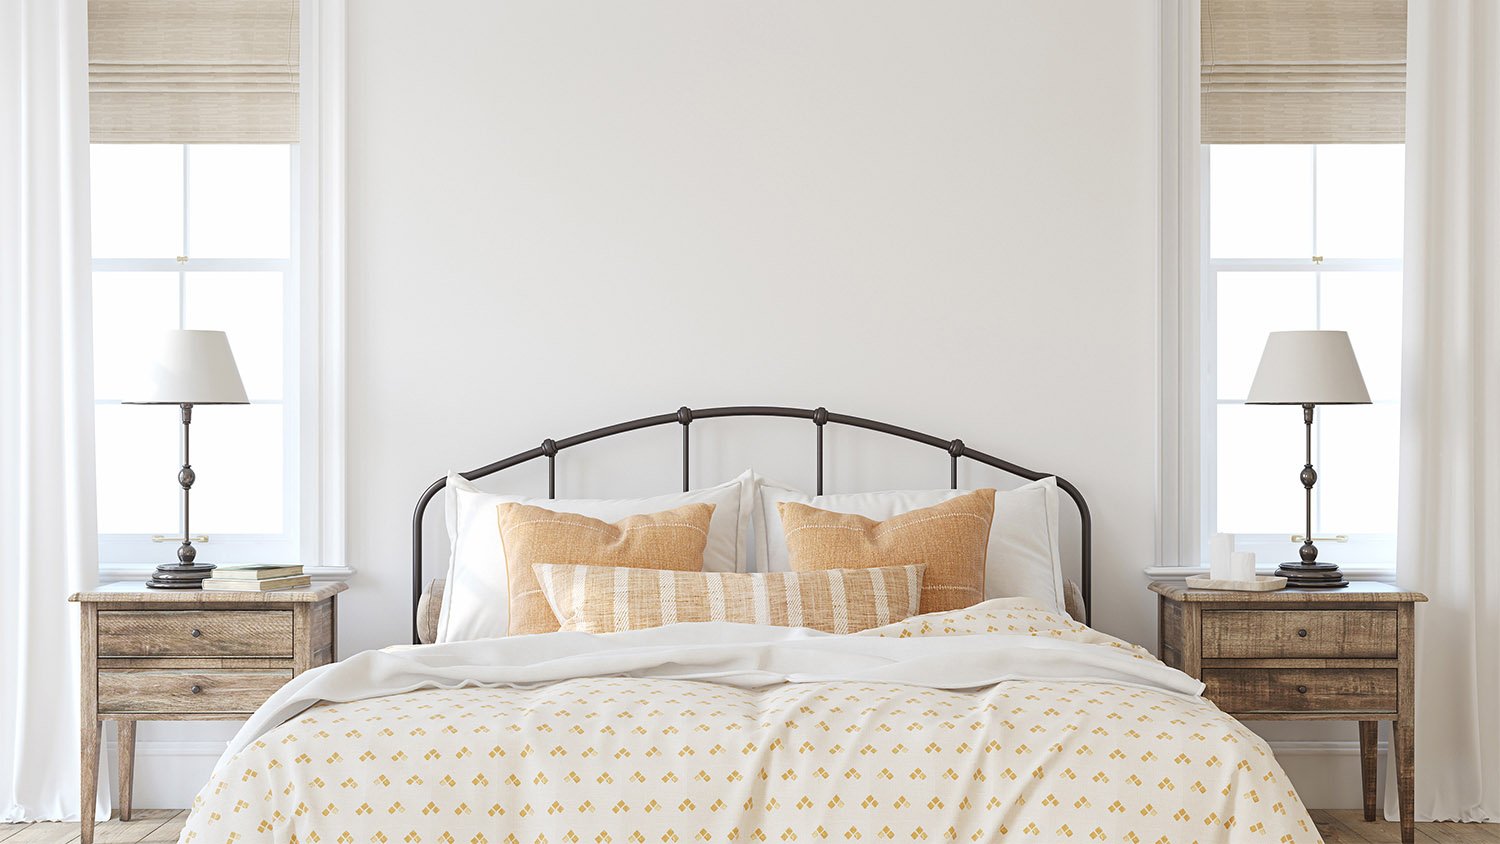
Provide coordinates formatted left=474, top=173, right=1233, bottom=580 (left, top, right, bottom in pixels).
left=1296, top=685, right=1308, bottom=694
left=190, top=684, right=203, bottom=695
left=190, top=628, right=202, bottom=638
left=1297, top=629, right=1308, bottom=638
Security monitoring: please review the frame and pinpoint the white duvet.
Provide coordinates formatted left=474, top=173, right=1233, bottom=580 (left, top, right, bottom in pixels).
left=184, top=599, right=1316, bottom=844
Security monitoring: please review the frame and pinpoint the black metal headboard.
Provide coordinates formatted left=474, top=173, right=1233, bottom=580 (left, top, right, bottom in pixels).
left=411, top=405, right=1093, bottom=642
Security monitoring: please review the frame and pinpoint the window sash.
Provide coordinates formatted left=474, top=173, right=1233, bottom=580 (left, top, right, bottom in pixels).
left=92, top=144, right=304, bottom=566
left=1199, top=144, right=1402, bottom=567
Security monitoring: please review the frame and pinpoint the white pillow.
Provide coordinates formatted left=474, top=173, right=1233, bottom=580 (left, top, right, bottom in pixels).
left=753, top=474, right=1065, bottom=615
left=437, top=469, right=755, bottom=642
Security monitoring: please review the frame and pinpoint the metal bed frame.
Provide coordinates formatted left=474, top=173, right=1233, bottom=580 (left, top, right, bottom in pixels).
left=411, top=405, right=1093, bottom=642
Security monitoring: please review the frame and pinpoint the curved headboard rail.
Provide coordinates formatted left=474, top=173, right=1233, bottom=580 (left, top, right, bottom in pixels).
left=411, top=405, right=1093, bottom=642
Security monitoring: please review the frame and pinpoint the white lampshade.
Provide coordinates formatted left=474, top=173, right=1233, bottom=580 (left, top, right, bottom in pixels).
left=126, top=329, right=249, bottom=405
left=1245, top=330, right=1371, bottom=405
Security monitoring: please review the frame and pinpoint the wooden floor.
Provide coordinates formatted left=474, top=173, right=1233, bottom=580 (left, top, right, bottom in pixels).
left=0, top=811, right=185, bottom=844
left=1312, top=810, right=1500, bottom=843
left=0, top=809, right=1494, bottom=844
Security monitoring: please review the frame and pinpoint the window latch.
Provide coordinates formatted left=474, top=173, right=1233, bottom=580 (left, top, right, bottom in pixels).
left=152, top=534, right=208, bottom=543
left=176, top=255, right=189, bottom=264
left=1290, top=534, right=1347, bottom=543
left=1311, top=255, right=1324, bottom=264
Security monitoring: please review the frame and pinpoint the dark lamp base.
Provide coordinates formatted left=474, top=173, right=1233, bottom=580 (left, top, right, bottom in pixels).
left=1276, top=561, right=1349, bottom=589
left=146, top=562, right=217, bottom=590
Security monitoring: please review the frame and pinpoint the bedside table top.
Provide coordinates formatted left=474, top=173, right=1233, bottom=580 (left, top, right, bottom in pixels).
left=1150, top=580, right=1426, bottom=603
left=70, top=580, right=347, bottom=603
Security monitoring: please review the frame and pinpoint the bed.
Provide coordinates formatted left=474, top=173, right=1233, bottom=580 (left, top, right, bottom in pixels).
left=180, top=405, right=1317, bottom=843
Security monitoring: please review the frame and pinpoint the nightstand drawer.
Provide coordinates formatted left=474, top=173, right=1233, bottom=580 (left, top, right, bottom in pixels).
left=1201, top=610, right=1396, bottom=659
left=1202, top=668, right=1397, bottom=714
left=98, top=610, right=293, bottom=657
left=97, top=669, right=291, bottom=714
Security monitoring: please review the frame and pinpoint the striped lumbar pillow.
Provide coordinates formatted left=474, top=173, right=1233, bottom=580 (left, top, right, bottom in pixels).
left=531, top=563, right=926, bottom=635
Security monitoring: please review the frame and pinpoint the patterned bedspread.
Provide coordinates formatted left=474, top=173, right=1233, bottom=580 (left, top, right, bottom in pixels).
left=183, top=602, right=1315, bottom=843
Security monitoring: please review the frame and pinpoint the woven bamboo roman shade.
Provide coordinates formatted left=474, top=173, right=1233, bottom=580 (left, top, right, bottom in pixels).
left=88, top=0, right=299, bottom=143
left=1202, top=0, right=1406, bottom=143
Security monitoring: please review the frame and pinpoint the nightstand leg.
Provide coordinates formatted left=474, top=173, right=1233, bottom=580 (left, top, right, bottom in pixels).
left=81, top=718, right=99, bottom=844
left=1358, top=720, right=1378, bottom=821
left=1395, top=715, right=1415, bottom=844
left=1395, top=602, right=1416, bottom=844
left=117, top=720, right=136, bottom=821
left=80, top=600, right=100, bottom=844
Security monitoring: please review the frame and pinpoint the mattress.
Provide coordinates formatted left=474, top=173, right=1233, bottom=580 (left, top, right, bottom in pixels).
left=182, top=600, right=1316, bottom=843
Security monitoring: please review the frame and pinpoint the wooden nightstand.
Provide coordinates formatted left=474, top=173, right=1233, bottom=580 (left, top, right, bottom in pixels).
left=1150, top=581, right=1426, bottom=844
left=69, top=581, right=347, bottom=844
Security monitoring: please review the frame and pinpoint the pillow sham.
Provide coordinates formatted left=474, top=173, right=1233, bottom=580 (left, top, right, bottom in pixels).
left=533, top=562, right=926, bottom=635
left=438, top=470, right=754, bottom=642
left=498, top=502, right=715, bottom=635
left=754, top=474, right=1065, bottom=615
left=778, top=489, right=995, bottom=614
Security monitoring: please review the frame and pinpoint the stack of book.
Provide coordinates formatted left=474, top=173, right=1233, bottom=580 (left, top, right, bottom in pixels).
left=202, top=564, right=310, bottom=592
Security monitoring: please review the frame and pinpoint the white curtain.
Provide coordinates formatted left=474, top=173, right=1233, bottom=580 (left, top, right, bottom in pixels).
left=0, top=0, right=107, bottom=823
left=1390, top=0, right=1500, bottom=824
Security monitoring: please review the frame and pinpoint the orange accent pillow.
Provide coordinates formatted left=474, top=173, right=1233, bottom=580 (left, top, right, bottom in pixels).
left=778, top=488, right=996, bottom=614
left=496, top=501, right=714, bottom=635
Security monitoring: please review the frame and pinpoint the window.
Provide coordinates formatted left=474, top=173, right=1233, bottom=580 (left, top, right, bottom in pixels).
left=1202, top=144, right=1403, bottom=567
left=91, top=144, right=303, bottom=565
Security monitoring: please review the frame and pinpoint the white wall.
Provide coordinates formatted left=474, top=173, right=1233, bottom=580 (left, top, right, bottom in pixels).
left=125, top=0, right=1364, bottom=809
left=342, top=0, right=1161, bottom=650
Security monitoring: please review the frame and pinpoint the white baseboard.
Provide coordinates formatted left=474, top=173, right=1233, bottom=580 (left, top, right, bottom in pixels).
left=1268, top=739, right=1385, bottom=756
left=107, top=739, right=226, bottom=758
left=103, top=738, right=1387, bottom=811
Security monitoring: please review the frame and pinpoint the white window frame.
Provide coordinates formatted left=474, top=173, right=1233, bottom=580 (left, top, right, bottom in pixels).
left=1199, top=145, right=1400, bottom=570
left=1152, top=0, right=1396, bottom=582
left=93, top=146, right=303, bottom=564
left=1154, top=0, right=1204, bottom=574
left=96, top=0, right=349, bottom=581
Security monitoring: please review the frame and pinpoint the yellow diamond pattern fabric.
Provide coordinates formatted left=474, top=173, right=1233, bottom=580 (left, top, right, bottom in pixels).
left=183, top=604, right=1316, bottom=843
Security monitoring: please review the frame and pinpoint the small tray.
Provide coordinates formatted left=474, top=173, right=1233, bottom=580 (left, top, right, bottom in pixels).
left=1185, top=574, right=1287, bottom=592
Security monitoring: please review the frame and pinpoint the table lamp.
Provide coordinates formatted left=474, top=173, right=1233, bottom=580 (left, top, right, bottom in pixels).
left=1245, top=330, right=1371, bottom=588
left=126, top=329, right=249, bottom=589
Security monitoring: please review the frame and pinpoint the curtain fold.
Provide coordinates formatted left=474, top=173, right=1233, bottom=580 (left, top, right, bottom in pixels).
left=0, top=0, right=107, bottom=822
left=1389, top=0, right=1500, bottom=824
